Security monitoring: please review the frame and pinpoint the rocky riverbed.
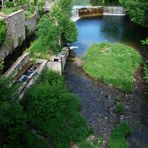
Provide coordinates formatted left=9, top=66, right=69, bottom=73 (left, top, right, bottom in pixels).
left=64, top=53, right=148, bottom=148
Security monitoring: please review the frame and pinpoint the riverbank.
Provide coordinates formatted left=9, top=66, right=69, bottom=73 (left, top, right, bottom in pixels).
left=64, top=52, right=148, bottom=147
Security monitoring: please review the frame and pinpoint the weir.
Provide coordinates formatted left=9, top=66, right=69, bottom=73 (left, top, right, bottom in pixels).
left=72, top=6, right=126, bottom=21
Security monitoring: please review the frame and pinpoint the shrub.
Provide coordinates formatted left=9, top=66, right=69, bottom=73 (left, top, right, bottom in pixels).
left=0, top=21, right=7, bottom=47
left=4, top=2, right=14, bottom=8
left=109, top=122, right=132, bottom=148
left=115, top=103, right=124, bottom=114
left=23, top=70, right=91, bottom=147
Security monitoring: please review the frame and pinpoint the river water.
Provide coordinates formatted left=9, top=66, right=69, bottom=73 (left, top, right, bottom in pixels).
left=64, top=16, right=148, bottom=147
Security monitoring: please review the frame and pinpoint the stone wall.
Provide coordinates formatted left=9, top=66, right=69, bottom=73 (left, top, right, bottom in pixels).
left=25, top=12, right=40, bottom=36
left=0, top=10, right=40, bottom=59
left=4, top=52, right=30, bottom=78
left=0, top=10, right=25, bottom=59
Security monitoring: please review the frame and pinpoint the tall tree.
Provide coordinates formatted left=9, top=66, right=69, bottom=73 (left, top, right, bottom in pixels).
left=119, top=0, right=148, bottom=27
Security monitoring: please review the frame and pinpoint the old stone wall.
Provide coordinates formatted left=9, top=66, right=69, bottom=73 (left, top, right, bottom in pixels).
left=25, top=12, right=40, bottom=36
left=0, top=10, right=25, bottom=59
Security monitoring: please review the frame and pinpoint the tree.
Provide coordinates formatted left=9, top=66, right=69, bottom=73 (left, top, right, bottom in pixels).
left=119, top=0, right=148, bottom=27
left=0, top=103, right=27, bottom=147
left=51, top=0, right=77, bottom=45
left=64, top=20, right=78, bottom=43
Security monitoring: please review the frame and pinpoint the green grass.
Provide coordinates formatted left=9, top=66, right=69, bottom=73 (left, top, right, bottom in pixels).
left=109, top=122, right=132, bottom=148
left=83, top=43, right=142, bottom=92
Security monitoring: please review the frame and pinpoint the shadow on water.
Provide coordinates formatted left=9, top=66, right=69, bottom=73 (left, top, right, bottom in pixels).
left=64, top=16, right=148, bottom=147
left=3, top=34, right=36, bottom=73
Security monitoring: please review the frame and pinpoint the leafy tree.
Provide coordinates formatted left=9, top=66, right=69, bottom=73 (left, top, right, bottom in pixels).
left=30, top=15, right=59, bottom=56
left=119, top=0, right=148, bottom=27
left=64, top=20, right=78, bottom=43
left=23, top=70, right=91, bottom=147
left=0, top=103, right=27, bottom=147
left=51, top=0, right=77, bottom=46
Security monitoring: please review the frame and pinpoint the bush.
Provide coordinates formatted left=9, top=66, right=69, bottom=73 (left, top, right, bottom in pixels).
left=23, top=70, right=91, bottom=147
left=115, top=103, right=124, bottom=114
left=0, top=21, right=7, bottom=47
left=109, top=122, right=132, bottom=148
left=4, top=2, right=14, bottom=8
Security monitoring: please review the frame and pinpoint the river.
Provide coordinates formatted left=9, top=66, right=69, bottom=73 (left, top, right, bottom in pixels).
left=64, top=16, right=148, bottom=147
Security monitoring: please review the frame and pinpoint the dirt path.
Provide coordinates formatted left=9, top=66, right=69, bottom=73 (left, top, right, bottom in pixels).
left=64, top=53, right=148, bottom=147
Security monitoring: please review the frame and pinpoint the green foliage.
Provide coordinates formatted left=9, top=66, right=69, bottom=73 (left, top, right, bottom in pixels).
left=109, top=122, right=132, bottom=148
left=115, top=103, right=124, bottom=114
left=0, top=21, right=7, bottom=47
left=4, top=2, right=14, bottom=8
left=0, top=102, right=27, bottom=146
left=144, top=60, right=148, bottom=83
left=83, top=43, right=142, bottom=92
left=15, top=0, right=29, bottom=7
left=119, top=0, right=148, bottom=27
left=64, top=20, right=78, bottom=43
left=29, top=0, right=77, bottom=57
left=23, top=70, right=91, bottom=147
left=29, top=15, right=59, bottom=58
left=0, top=7, right=18, bottom=14
left=51, top=0, right=77, bottom=45
left=142, top=37, right=148, bottom=46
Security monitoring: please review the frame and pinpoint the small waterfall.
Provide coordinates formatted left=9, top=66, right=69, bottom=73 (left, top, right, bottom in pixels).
left=103, top=7, right=126, bottom=16
left=71, top=8, right=80, bottom=22
left=71, top=6, right=126, bottom=22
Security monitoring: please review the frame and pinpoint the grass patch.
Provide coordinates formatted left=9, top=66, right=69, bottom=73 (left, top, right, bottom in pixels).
left=83, top=43, right=142, bottom=92
left=109, top=122, right=132, bottom=148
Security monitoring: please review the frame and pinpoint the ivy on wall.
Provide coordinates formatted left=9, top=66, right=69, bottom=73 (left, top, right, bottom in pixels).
left=0, top=21, right=7, bottom=47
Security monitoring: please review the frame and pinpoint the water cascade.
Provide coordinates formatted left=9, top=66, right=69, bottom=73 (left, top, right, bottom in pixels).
left=103, top=7, right=126, bottom=16
left=71, top=6, right=126, bottom=21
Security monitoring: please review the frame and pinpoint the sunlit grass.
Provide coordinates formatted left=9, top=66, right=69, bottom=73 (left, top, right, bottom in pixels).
left=83, top=43, right=142, bottom=92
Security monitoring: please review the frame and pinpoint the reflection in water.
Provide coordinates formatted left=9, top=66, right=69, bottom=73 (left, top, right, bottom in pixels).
left=74, top=16, right=148, bottom=58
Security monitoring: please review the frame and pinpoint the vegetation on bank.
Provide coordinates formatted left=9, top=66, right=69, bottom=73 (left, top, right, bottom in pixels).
left=0, top=62, right=91, bottom=147
left=109, top=122, right=132, bottom=148
left=83, top=43, right=142, bottom=92
left=119, top=0, right=148, bottom=27
left=0, top=21, right=7, bottom=47
left=29, top=0, right=77, bottom=59
left=0, top=0, right=46, bottom=18
left=23, top=70, right=91, bottom=147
